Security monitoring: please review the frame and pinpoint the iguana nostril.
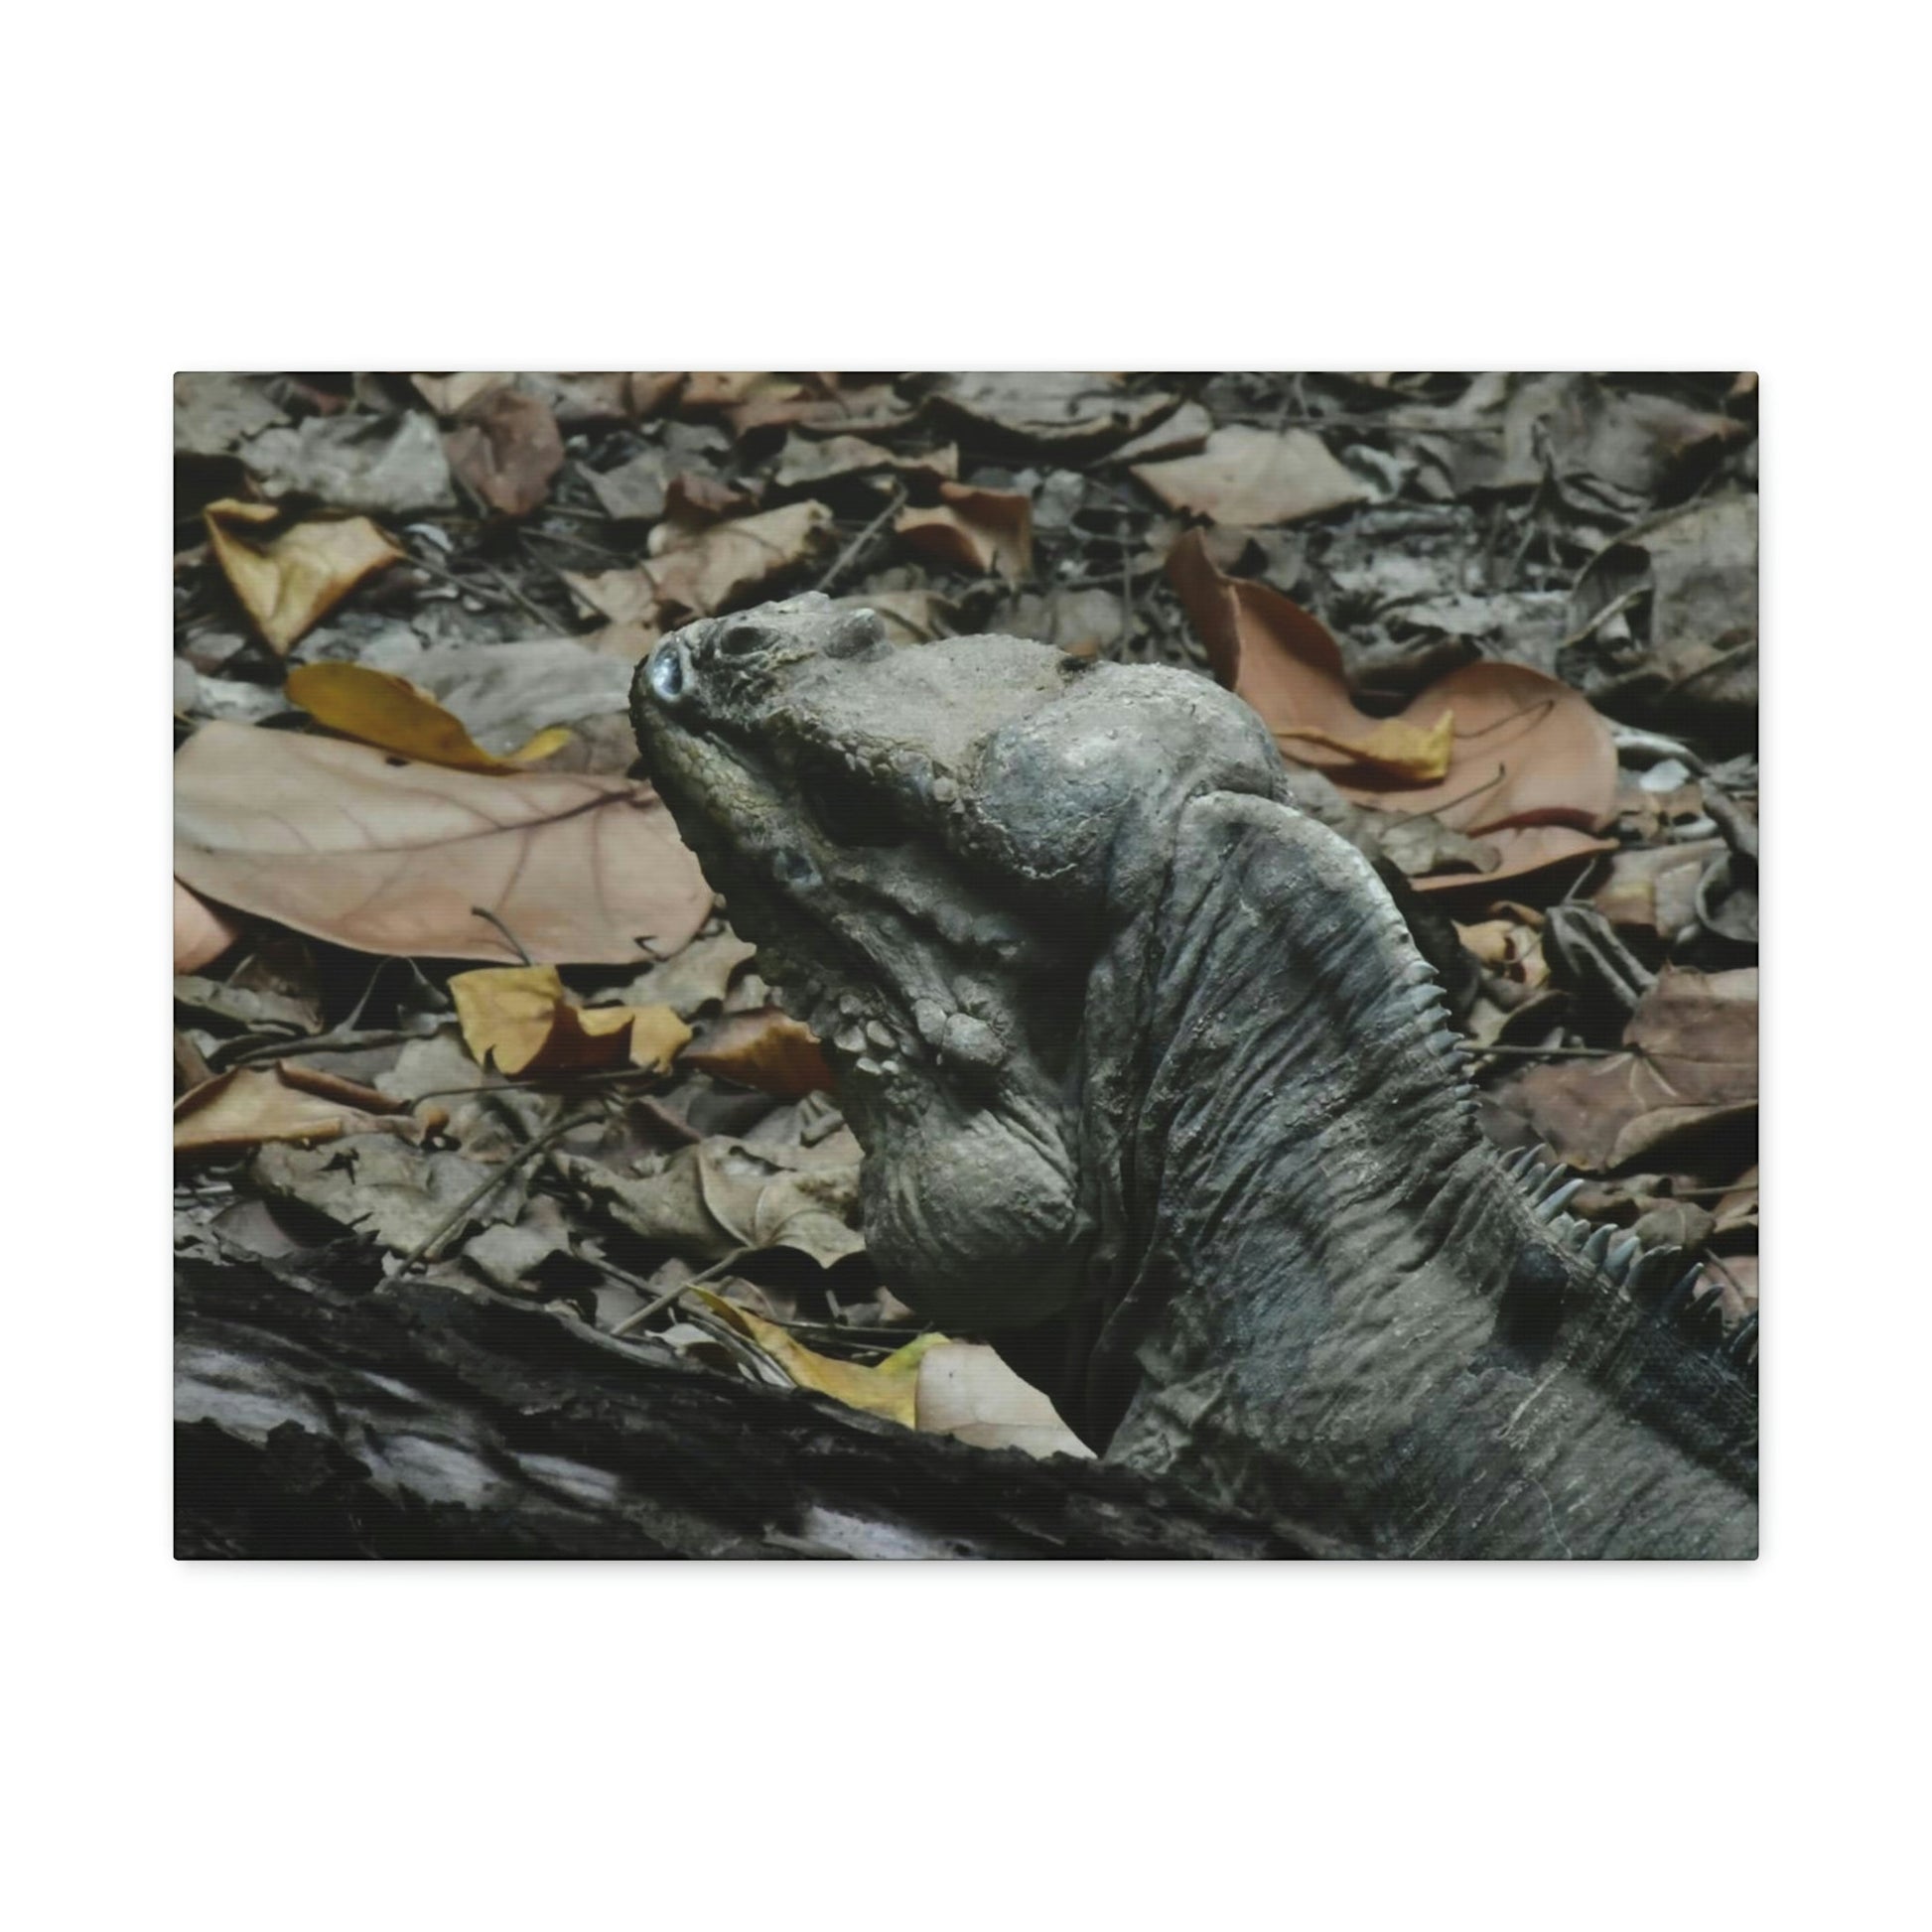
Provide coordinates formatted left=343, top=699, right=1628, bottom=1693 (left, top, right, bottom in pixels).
left=646, top=640, right=688, bottom=705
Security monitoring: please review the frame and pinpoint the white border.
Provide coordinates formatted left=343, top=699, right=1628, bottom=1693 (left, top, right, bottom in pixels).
left=5, top=8, right=1924, bottom=1925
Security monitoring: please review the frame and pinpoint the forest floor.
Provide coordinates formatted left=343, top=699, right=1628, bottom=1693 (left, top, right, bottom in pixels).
left=173, top=370, right=1759, bottom=1506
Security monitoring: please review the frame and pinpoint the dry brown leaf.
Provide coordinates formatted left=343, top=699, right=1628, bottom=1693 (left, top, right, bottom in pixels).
left=681, top=372, right=805, bottom=415
left=1593, top=840, right=1726, bottom=934
left=683, top=1007, right=835, bottom=1098
left=1394, top=373, right=1748, bottom=500
left=913, top=1342, right=1093, bottom=1459
left=451, top=964, right=691, bottom=1076
left=1169, top=530, right=1617, bottom=889
left=897, top=483, right=1033, bottom=579
left=443, top=388, right=566, bottom=516
left=773, top=435, right=957, bottom=491
left=174, top=721, right=712, bottom=965
left=412, top=373, right=513, bottom=416
left=662, top=472, right=759, bottom=525
left=1133, top=425, right=1368, bottom=526
left=923, top=373, right=1174, bottom=455
left=175, top=1064, right=429, bottom=1159
left=175, top=880, right=242, bottom=973
left=627, top=372, right=686, bottom=418
left=562, top=567, right=659, bottom=627
left=285, top=662, right=570, bottom=772
left=1498, top=966, right=1757, bottom=1173
left=204, top=499, right=402, bottom=653
left=645, top=501, right=836, bottom=621
left=725, top=380, right=912, bottom=439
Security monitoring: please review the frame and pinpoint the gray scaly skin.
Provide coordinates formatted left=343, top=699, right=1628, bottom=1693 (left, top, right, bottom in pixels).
left=631, top=594, right=1757, bottom=1559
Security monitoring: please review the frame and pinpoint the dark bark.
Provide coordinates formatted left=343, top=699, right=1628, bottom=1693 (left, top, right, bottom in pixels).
left=175, top=1254, right=1335, bottom=1560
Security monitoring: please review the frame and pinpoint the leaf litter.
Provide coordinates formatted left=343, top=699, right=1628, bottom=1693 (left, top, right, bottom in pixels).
left=175, top=368, right=1757, bottom=1448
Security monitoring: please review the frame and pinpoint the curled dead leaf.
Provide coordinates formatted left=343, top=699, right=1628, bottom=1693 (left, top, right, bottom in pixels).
left=175, top=1064, right=431, bottom=1159
left=450, top=964, right=691, bottom=1076
left=174, top=721, right=712, bottom=965
left=566, top=502, right=836, bottom=631
left=897, top=483, right=1033, bottom=579
left=443, top=387, right=566, bottom=517
left=1169, top=529, right=1617, bottom=889
left=1497, top=966, right=1757, bottom=1173
left=204, top=499, right=401, bottom=652
left=683, top=1007, right=835, bottom=1099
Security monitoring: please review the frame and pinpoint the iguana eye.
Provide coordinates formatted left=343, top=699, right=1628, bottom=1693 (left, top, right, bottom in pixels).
left=717, top=619, right=769, bottom=658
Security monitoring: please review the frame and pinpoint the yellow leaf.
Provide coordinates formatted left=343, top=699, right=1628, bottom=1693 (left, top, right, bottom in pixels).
left=627, top=1004, right=695, bottom=1072
left=285, top=661, right=571, bottom=773
left=1274, top=708, right=1454, bottom=782
left=450, top=964, right=690, bottom=1076
left=204, top=499, right=401, bottom=652
left=692, top=1288, right=945, bottom=1428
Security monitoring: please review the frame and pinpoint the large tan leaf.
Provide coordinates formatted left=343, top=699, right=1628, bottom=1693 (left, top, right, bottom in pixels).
left=173, top=721, right=712, bottom=965
left=1133, top=425, right=1367, bottom=526
left=1169, top=530, right=1617, bottom=890
left=175, top=880, right=242, bottom=973
left=204, top=499, right=402, bottom=652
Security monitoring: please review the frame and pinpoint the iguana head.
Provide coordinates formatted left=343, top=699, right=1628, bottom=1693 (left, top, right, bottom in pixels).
left=631, top=591, right=1282, bottom=1330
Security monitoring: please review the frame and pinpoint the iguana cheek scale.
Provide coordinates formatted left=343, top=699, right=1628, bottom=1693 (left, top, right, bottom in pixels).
left=632, top=594, right=1757, bottom=1560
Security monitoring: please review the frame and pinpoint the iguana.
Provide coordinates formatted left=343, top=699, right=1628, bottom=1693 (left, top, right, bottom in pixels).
left=630, top=593, right=1758, bottom=1559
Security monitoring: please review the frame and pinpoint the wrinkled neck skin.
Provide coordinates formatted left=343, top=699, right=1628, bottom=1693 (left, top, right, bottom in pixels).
left=1069, top=791, right=1756, bottom=1559
left=629, top=598, right=1756, bottom=1561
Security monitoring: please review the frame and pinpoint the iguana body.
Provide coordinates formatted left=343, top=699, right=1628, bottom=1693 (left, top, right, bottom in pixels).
left=631, top=594, right=1757, bottom=1559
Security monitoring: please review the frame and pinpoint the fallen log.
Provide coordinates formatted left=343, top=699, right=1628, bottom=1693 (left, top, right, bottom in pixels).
left=175, top=1254, right=1335, bottom=1559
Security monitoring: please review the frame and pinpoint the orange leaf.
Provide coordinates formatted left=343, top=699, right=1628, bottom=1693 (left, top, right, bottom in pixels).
left=683, top=1007, right=836, bottom=1099
left=1168, top=530, right=1617, bottom=889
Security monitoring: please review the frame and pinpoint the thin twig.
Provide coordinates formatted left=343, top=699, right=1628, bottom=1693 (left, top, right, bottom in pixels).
left=608, top=1250, right=755, bottom=1336
left=218, top=1027, right=424, bottom=1070
left=814, top=483, right=905, bottom=595
left=1554, top=585, right=1646, bottom=654
left=479, top=554, right=570, bottom=635
left=391, top=1110, right=601, bottom=1277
